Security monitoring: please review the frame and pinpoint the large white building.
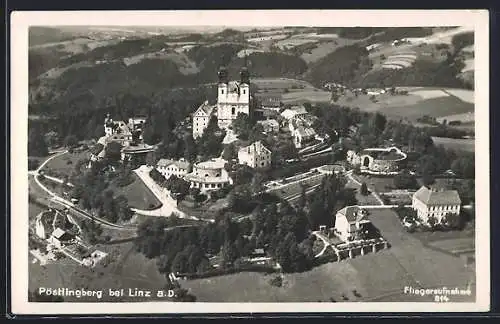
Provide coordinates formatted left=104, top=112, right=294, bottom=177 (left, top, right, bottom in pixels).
left=156, top=158, right=190, bottom=179
left=238, top=141, right=272, bottom=168
left=192, top=66, right=251, bottom=138
left=184, top=158, right=233, bottom=193
left=192, top=101, right=216, bottom=139
left=412, top=186, right=462, bottom=224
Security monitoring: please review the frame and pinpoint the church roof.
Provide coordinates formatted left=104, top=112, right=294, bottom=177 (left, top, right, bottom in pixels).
left=413, top=186, right=461, bottom=206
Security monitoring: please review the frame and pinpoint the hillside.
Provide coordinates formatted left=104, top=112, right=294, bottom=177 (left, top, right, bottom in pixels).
left=29, top=27, right=78, bottom=46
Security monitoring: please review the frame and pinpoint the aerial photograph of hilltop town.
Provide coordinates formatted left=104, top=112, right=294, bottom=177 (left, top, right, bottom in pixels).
left=27, top=24, right=476, bottom=303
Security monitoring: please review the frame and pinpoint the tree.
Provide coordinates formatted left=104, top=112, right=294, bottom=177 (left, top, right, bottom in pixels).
left=222, top=143, right=237, bottom=162
left=393, top=172, right=418, bottom=189
left=422, top=173, right=435, bottom=186
left=231, top=112, right=253, bottom=139
left=105, top=141, right=123, bottom=164
left=427, top=215, right=438, bottom=229
left=360, top=182, right=369, bottom=196
left=442, top=212, right=463, bottom=230
left=63, top=134, right=79, bottom=148
left=28, top=127, right=49, bottom=157
left=221, top=240, right=238, bottom=269
left=250, top=172, right=265, bottom=196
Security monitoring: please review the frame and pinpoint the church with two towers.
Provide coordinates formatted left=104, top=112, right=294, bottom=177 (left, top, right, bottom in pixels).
left=192, top=66, right=251, bottom=139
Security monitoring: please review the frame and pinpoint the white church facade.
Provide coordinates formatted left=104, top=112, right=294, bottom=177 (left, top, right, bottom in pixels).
left=192, top=66, right=251, bottom=138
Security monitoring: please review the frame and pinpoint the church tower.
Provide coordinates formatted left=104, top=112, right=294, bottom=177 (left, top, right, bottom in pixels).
left=216, top=63, right=251, bottom=130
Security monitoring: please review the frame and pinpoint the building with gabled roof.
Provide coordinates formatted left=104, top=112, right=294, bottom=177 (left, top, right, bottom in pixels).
left=192, top=100, right=216, bottom=139
left=334, top=206, right=371, bottom=242
left=156, top=158, right=191, bottom=179
left=412, top=186, right=462, bottom=224
left=293, top=126, right=316, bottom=148
left=257, top=119, right=280, bottom=133
left=238, top=141, right=272, bottom=168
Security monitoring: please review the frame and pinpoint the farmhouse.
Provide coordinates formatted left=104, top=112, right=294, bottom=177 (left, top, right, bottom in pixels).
left=156, top=158, right=190, bottom=179
left=334, top=206, right=371, bottom=242
left=238, top=141, right=272, bottom=168
left=184, top=158, right=233, bottom=193
left=412, top=186, right=462, bottom=224
left=48, top=227, right=75, bottom=248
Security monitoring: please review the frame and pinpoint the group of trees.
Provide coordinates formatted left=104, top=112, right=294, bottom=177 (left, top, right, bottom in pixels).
left=300, top=174, right=357, bottom=230
left=149, top=169, right=191, bottom=202
left=70, top=161, right=134, bottom=224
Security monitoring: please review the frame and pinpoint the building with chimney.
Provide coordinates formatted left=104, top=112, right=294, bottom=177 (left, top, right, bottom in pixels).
left=412, top=186, right=462, bottom=224
left=192, top=101, right=216, bottom=139
left=238, top=141, right=272, bottom=168
left=333, top=206, right=371, bottom=242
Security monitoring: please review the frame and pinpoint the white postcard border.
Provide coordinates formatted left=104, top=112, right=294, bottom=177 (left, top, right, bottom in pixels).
left=10, top=9, right=490, bottom=314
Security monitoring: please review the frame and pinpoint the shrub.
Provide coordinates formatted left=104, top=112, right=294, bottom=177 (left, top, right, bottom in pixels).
left=268, top=275, right=283, bottom=287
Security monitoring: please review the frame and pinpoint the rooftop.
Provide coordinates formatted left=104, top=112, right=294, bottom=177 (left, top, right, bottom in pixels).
left=122, top=143, right=155, bottom=153
left=336, top=206, right=369, bottom=224
left=413, top=186, right=462, bottom=206
left=157, top=158, right=190, bottom=170
left=194, top=101, right=216, bottom=117
left=239, top=141, right=271, bottom=156
left=195, top=158, right=227, bottom=170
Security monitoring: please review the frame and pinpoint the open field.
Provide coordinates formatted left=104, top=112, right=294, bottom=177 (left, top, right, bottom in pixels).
left=281, top=90, right=331, bottom=104
left=431, top=136, right=475, bottom=152
left=345, top=179, right=381, bottom=206
left=29, top=242, right=169, bottom=302
left=122, top=51, right=199, bottom=75
left=44, top=151, right=90, bottom=178
left=252, top=77, right=316, bottom=91
left=336, top=90, right=474, bottom=122
left=182, top=208, right=474, bottom=302
left=112, top=173, right=162, bottom=210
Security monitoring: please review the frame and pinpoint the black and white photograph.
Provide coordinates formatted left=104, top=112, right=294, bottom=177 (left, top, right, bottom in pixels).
left=10, top=10, right=490, bottom=314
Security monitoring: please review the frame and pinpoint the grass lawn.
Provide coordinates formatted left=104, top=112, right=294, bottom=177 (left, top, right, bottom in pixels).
left=352, top=174, right=396, bottom=193
left=345, top=180, right=381, bottom=206
left=44, top=150, right=90, bottom=178
left=112, top=173, right=162, bottom=210
left=29, top=242, right=169, bottom=302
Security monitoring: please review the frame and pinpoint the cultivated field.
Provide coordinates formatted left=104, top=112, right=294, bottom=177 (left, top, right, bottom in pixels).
left=336, top=90, right=474, bottom=122
left=281, top=90, right=331, bottom=104
left=431, top=136, right=475, bottom=152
